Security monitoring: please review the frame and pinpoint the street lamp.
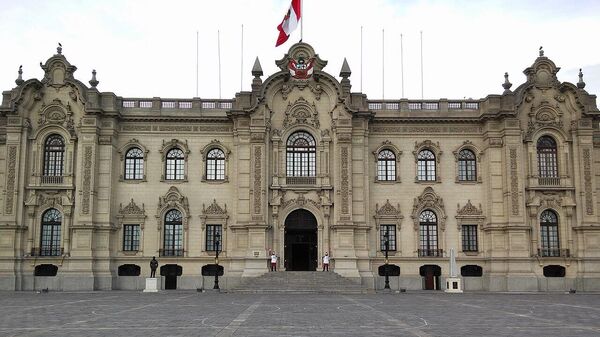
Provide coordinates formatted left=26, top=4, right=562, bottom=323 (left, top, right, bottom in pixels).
left=213, top=231, right=220, bottom=290
left=383, top=227, right=390, bottom=290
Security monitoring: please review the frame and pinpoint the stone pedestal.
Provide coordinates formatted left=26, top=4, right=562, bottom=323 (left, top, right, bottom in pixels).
left=445, top=277, right=463, bottom=293
left=143, top=277, right=159, bottom=292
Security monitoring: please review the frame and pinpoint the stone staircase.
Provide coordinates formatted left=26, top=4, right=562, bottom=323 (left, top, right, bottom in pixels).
left=228, top=271, right=372, bottom=294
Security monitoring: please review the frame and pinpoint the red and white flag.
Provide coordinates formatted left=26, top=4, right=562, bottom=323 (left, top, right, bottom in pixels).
left=275, top=0, right=301, bottom=47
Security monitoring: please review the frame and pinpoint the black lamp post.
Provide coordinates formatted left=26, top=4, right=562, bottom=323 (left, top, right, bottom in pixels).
left=213, top=232, right=220, bottom=290
left=383, top=227, right=390, bottom=290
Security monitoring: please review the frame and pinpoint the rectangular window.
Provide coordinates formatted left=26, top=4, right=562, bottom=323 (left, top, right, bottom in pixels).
left=123, top=224, right=140, bottom=251
left=206, top=225, right=223, bottom=251
left=461, top=225, right=478, bottom=252
left=379, top=225, right=397, bottom=251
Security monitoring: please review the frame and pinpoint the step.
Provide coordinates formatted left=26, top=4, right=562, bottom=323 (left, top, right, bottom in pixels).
left=228, top=271, right=372, bottom=294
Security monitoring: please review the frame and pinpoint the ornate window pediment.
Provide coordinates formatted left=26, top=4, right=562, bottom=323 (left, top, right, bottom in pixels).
left=200, top=139, right=231, bottom=182
left=455, top=200, right=485, bottom=231
left=453, top=141, right=482, bottom=183
left=374, top=199, right=403, bottom=229
left=373, top=140, right=402, bottom=183
left=411, top=187, right=446, bottom=230
left=413, top=140, right=442, bottom=183
left=159, top=139, right=190, bottom=182
left=156, top=186, right=190, bottom=229
left=283, top=97, right=319, bottom=129
left=118, top=139, right=149, bottom=182
left=38, top=99, right=74, bottom=130
left=525, top=101, right=567, bottom=141
left=117, top=199, right=146, bottom=254
left=200, top=199, right=229, bottom=228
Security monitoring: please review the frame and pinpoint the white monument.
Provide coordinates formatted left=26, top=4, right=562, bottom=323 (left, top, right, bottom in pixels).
left=445, top=248, right=463, bottom=293
left=143, top=278, right=159, bottom=292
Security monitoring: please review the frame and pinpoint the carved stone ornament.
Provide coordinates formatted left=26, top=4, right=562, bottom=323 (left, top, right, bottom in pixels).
left=413, top=140, right=442, bottom=162
left=280, top=193, right=321, bottom=211
left=200, top=139, right=230, bottom=159
left=37, top=99, right=76, bottom=137
left=203, top=199, right=227, bottom=215
left=118, top=138, right=149, bottom=161
left=525, top=101, right=564, bottom=140
left=159, top=139, right=190, bottom=158
left=283, top=97, right=320, bottom=129
left=523, top=55, right=561, bottom=90
left=156, top=187, right=190, bottom=230
left=411, top=187, right=446, bottom=230
left=456, top=200, right=483, bottom=216
left=376, top=200, right=402, bottom=217
left=119, top=199, right=145, bottom=216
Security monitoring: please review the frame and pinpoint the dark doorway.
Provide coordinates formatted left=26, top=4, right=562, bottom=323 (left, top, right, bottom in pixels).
left=419, top=264, right=441, bottom=290
left=160, top=264, right=182, bottom=290
left=284, top=209, right=318, bottom=271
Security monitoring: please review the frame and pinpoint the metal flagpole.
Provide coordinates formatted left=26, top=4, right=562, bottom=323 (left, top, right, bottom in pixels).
left=218, top=30, right=222, bottom=99
left=241, top=24, right=244, bottom=91
left=382, top=28, right=385, bottom=100
left=401, top=33, right=404, bottom=98
left=420, top=30, right=424, bottom=99
left=300, top=0, right=303, bottom=41
left=360, top=26, right=363, bottom=92
left=196, top=30, right=199, bottom=97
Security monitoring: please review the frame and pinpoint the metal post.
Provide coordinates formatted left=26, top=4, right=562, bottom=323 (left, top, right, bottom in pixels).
left=384, top=227, right=390, bottom=290
left=214, top=232, right=220, bottom=290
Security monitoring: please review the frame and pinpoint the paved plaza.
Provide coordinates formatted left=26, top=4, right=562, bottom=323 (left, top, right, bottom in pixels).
left=0, top=291, right=599, bottom=336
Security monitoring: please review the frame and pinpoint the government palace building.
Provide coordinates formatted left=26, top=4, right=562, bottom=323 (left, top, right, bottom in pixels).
left=0, top=42, right=599, bottom=292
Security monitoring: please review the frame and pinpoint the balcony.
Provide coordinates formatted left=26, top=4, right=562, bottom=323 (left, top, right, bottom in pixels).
left=538, top=248, right=570, bottom=257
left=160, top=249, right=184, bottom=257
left=41, top=175, right=64, bottom=185
left=286, top=176, right=316, bottom=185
left=418, top=249, right=444, bottom=257
left=538, top=177, right=560, bottom=186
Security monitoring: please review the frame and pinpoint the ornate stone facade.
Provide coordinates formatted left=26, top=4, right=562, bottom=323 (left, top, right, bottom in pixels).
left=0, top=43, right=599, bottom=292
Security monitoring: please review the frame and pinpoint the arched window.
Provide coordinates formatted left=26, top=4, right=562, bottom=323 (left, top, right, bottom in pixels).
left=377, top=150, right=396, bottom=181
left=165, top=148, right=185, bottom=180
left=537, top=136, right=558, bottom=178
left=206, top=148, right=225, bottom=180
left=417, top=150, right=436, bottom=181
left=540, top=210, right=559, bottom=257
left=458, top=149, right=477, bottom=181
left=286, top=131, right=316, bottom=177
left=43, top=134, right=65, bottom=176
left=124, top=147, right=144, bottom=180
left=163, top=209, right=183, bottom=256
left=40, top=208, right=62, bottom=256
left=419, top=210, right=439, bottom=256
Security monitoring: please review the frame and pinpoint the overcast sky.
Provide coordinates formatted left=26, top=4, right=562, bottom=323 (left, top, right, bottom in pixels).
left=1, top=0, right=599, bottom=101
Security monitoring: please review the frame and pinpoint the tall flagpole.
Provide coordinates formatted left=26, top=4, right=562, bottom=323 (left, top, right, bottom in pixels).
left=300, top=0, right=303, bottom=41
left=420, top=30, right=424, bottom=99
left=382, top=28, right=385, bottom=100
left=218, top=30, right=222, bottom=99
left=241, top=24, right=244, bottom=91
left=400, top=33, right=404, bottom=98
left=196, top=30, right=199, bottom=97
left=360, top=26, right=363, bottom=92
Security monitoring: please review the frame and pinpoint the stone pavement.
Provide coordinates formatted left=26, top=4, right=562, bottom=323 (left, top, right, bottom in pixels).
left=0, top=291, right=599, bottom=336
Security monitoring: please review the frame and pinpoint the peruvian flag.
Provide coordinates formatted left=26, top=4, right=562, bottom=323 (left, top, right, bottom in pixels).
left=275, top=0, right=301, bottom=47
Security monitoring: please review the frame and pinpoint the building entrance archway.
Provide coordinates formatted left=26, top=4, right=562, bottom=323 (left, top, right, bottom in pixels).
left=284, top=209, right=318, bottom=271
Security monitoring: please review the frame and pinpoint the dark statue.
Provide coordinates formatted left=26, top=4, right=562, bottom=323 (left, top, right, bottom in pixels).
left=150, top=256, right=158, bottom=278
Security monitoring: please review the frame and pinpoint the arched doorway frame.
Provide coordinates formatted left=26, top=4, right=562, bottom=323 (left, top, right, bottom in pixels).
left=277, top=204, right=327, bottom=271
